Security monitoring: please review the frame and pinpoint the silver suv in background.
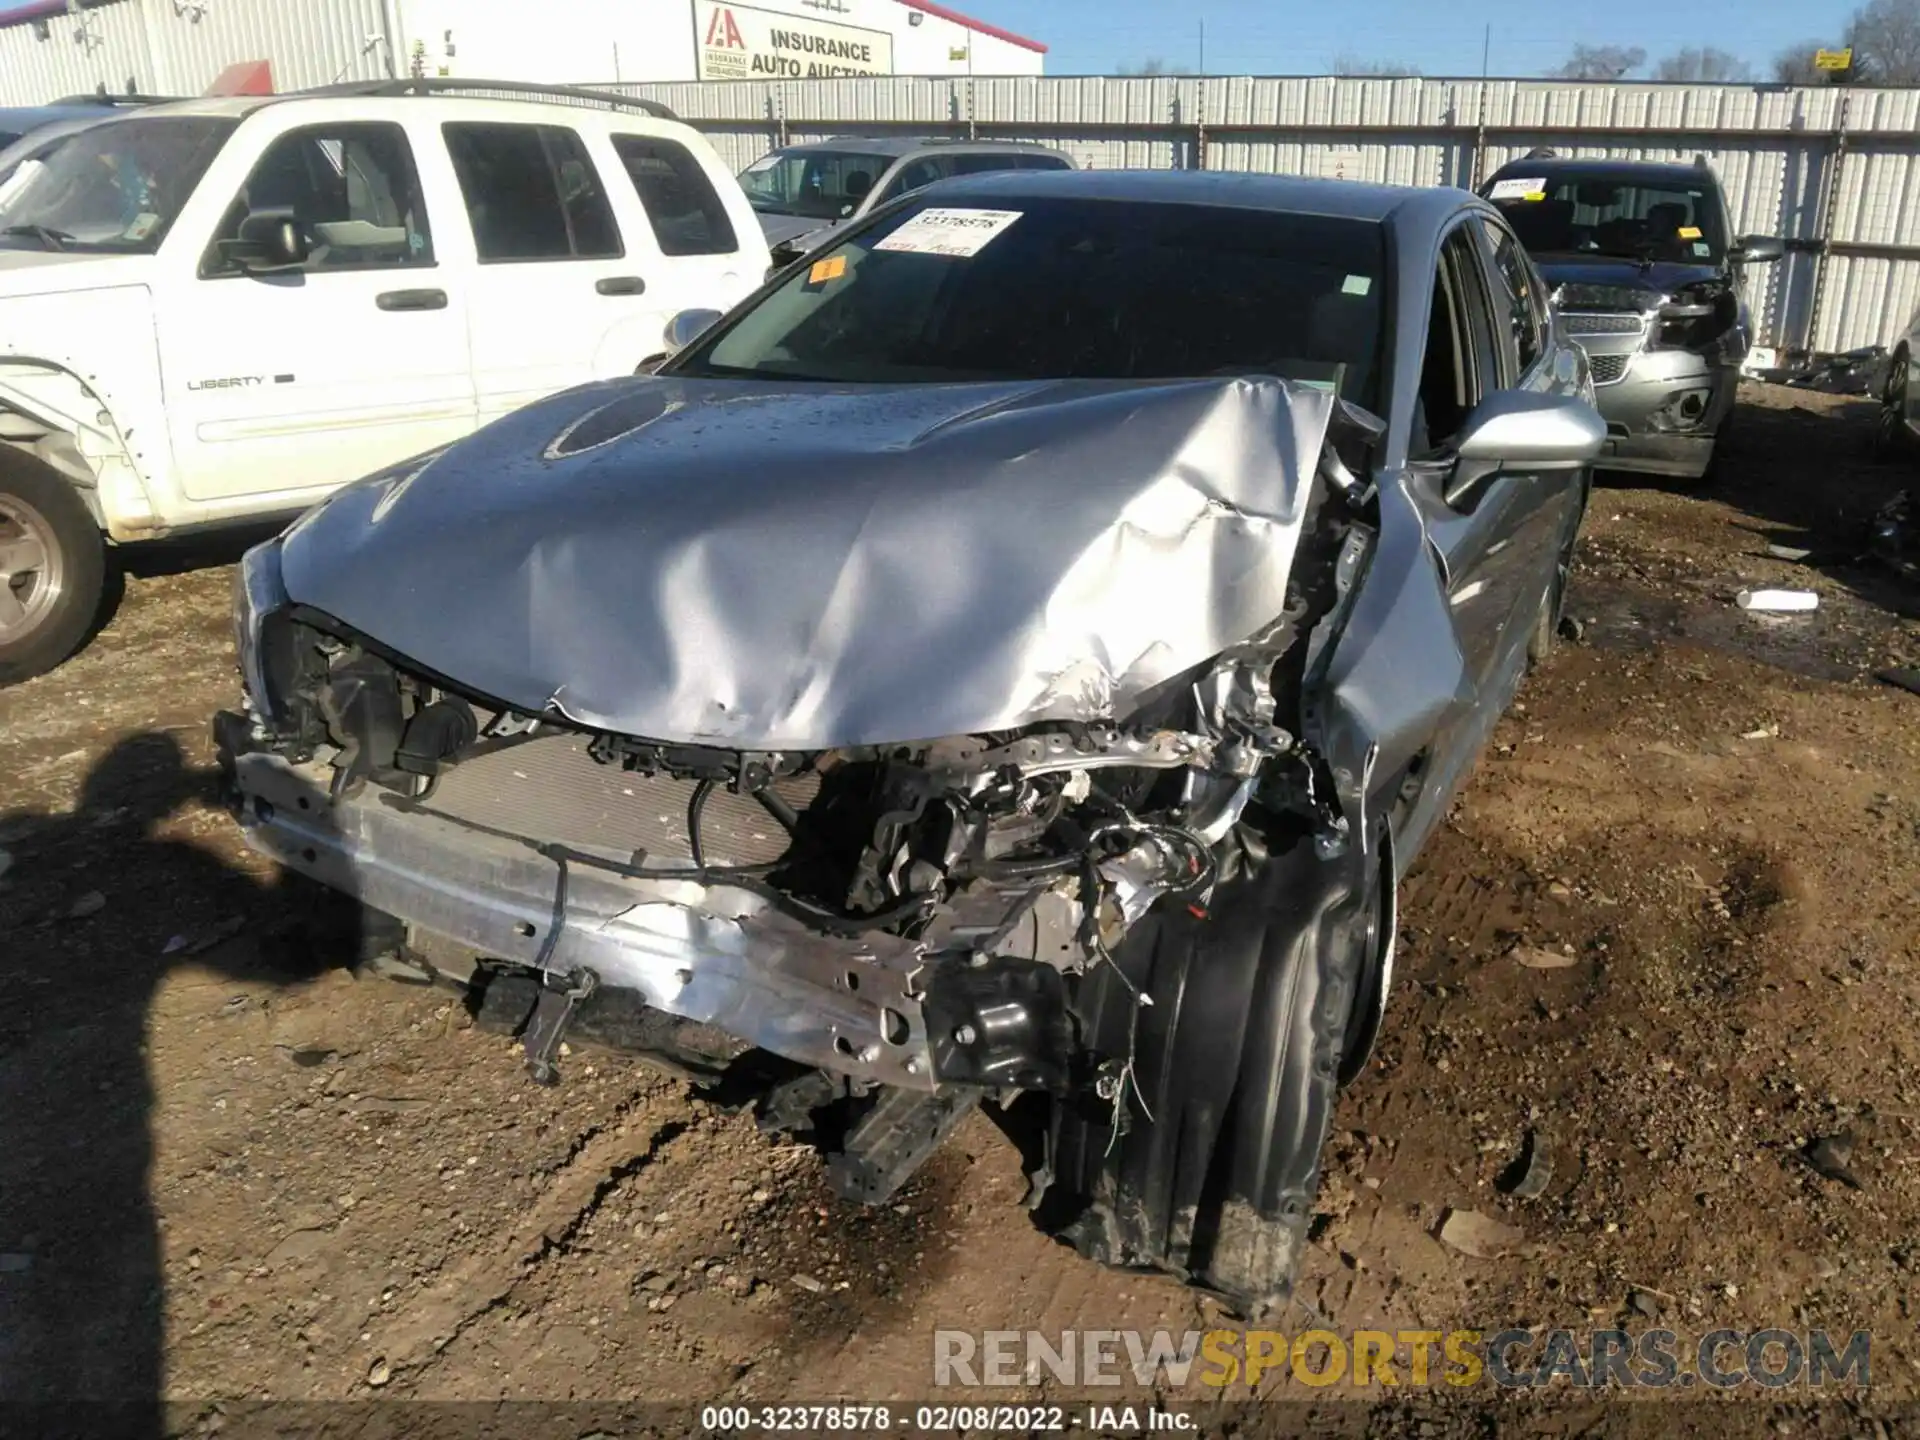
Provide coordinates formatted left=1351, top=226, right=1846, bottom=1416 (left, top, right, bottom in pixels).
left=1481, top=154, right=1783, bottom=483
left=739, top=136, right=1075, bottom=261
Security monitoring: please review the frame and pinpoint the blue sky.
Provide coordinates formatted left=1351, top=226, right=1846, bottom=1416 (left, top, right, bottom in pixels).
left=0, top=0, right=1861, bottom=79
left=958, top=0, right=1857, bottom=77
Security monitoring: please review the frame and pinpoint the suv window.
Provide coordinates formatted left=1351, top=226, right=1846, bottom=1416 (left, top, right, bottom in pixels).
left=878, top=156, right=951, bottom=203
left=1488, top=171, right=1727, bottom=264
left=0, top=115, right=235, bottom=254
left=738, top=149, right=891, bottom=221
left=877, top=152, right=1069, bottom=206
left=206, top=122, right=431, bottom=274
left=443, top=122, right=621, bottom=262
left=1480, top=219, right=1548, bottom=377
left=610, top=134, right=736, bottom=256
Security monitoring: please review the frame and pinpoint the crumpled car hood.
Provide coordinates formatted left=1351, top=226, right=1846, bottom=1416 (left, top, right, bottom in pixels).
left=1538, top=256, right=1722, bottom=306
left=279, top=375, right=1337, bottom=750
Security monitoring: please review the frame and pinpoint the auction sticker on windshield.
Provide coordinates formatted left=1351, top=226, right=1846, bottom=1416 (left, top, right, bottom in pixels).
left=1488, top=177, right=1547, bottom=201
left=873, top=208, right=1023, bottom=258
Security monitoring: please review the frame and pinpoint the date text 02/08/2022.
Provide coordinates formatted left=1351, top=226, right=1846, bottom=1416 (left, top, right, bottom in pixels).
left=697, top=1404, right=1196, bottom=1433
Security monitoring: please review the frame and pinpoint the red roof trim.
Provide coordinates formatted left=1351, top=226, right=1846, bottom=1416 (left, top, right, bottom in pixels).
left=894, top=0, right=1047, bottom=54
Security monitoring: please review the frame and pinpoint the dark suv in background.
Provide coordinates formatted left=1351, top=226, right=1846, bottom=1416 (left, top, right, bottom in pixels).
left=740, top=136, right=1075, bottom=263
left=1482, top=155, right=1782, bottom=481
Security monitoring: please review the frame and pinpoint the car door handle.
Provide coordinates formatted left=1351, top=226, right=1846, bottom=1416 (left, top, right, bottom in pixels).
left=376, top=288, right=448, bottom=312
left=595, top=275, right=647, bottom=296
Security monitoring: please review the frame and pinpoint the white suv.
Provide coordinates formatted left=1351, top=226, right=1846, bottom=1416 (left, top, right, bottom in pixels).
left=0, top=81, right=768, bottom=682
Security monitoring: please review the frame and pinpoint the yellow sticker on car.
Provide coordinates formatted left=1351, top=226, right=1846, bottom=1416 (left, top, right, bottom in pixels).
left=1678, top=225, right=1702, bottom=239
left=808, top=255, right=847, bottom=284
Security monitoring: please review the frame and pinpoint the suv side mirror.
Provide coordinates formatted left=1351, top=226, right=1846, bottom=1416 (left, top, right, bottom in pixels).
left=663, top=308, right=724, bottom=355
left=1734, top=234, right=1785, bottom=263
left=217, top=207, right=308, bottom=274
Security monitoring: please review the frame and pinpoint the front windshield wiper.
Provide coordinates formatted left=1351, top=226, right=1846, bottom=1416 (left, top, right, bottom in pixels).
left=0, top=223, right=75, bottom=251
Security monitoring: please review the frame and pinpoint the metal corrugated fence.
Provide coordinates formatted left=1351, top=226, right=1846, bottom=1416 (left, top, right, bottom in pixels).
left=616, top=75, right=1920, bottom=354
left=0, top=0, right=391, bottom=102
left=4, top=0, right=1916, bottom=350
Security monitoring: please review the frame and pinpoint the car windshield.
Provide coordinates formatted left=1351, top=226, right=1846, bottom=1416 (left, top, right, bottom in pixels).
left=737, top=149, right=895, bottom=220
left=1489, top=174, right=1727, bottom=264
left=679, top=194, right=1387, bottom=406
left=0, top=114, right=236, bottom=253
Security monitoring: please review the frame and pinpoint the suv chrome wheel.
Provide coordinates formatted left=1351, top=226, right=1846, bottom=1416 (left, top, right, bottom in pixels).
left=0, top=493, right=65, bottom=645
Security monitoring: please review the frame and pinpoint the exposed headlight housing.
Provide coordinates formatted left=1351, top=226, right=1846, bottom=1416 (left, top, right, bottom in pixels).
left=232, top=537, right=289, bottom=724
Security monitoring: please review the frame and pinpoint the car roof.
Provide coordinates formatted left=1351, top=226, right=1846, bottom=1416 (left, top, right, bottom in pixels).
left=30, top=90, right=706, bottom=141
left=769, top=136, right=1066, bottom=159
left=921, top=167, right=1472, bottom=238
left=1486, top=157, right=1716, bottom=190
left=72, top=96, right=274, bottom=122
left=0, top=104, right=127, bottom=131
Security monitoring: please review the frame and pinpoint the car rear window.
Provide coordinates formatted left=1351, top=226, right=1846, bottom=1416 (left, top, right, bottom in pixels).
left=689, top=194, right=1388, bottom=407
left=610, top=134, right=737, bottom=256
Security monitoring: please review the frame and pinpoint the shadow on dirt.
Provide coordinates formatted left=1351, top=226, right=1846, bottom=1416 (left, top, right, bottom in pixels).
left=115, top=520, right=290, bottom=584
left=0, top=732, right=356, bottom=1435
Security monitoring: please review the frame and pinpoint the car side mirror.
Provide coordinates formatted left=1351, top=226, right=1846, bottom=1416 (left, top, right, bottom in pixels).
left=1445, top=391, right=1605, bottom=507
left=217, top=207, right=308, bottom=274
left=1733, top=234, right=1784, bottom=263
left=1455, top=391, right=1605, bottom=470
left=663, top=308, right=724, bottom=355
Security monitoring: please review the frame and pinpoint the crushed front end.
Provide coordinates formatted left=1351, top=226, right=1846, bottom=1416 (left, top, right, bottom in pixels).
left=216, top=507, right=1363, bottom=1102
left=215, top=373, right=1415, bottom=1307
left=217, top=404, right=1386, bottom=1215
left=1554, top=274, right=1747, bottom=478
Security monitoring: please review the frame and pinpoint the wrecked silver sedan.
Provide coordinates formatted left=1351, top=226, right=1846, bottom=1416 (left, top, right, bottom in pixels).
left=216, top=170, right=1604, bottom=1310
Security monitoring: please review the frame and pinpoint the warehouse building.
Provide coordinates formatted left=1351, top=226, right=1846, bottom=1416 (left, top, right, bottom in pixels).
left=0, top=0, right=1044, bottom=106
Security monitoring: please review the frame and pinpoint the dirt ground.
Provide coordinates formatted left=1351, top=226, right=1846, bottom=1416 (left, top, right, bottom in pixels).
left=0, top=384, right=1916, bottom=1437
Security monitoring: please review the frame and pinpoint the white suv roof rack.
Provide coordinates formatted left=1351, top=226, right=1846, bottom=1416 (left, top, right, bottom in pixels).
left=296, top=78, right=678, bottom=123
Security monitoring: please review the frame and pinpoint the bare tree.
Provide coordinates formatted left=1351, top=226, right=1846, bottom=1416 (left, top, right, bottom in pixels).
left=1654, top=46, right=1754, bottom=82
left=1333, top=53, right=1423, bottom=77
left=1114, top=58, right=1192, bottom=77
left=1772, top=40, right=1836, bottom=83
left=1845, top=0, right=1920, bottom=82
left=1554, top=43, right=1648, bottom=80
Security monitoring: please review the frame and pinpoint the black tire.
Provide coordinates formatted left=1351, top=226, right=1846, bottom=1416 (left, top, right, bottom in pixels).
left=1875, top=350, right=1910, bottom=462
left=1042, top=831, right=1382, bottom=1314
left=1527, top=482, right=1585, bottom=669
left=0, top=455, right=106, bottom=685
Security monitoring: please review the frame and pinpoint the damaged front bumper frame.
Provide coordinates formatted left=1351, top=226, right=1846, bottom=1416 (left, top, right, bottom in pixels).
left=1570, top=329, right=1738, bottom=479
left=223, top=740, right=951, bottom=1091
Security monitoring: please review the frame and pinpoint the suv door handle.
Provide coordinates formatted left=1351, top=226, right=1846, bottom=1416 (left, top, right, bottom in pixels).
left=595, top=275, right=647, bottom=296
left=376, top=288, right=448, bottom=311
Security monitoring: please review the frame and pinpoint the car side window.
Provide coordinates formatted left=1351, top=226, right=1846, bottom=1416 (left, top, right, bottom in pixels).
left=609, top=134, right=736, bottom=256
left=1480, top=218, right=1548, bottom=377
left=442, top=122, right=622, bottom=263
left=1413, top=228, right=1500, bottom=457
left=876, top=156, right=950, bottom=205
left=204, top=123, right=432, bottom=275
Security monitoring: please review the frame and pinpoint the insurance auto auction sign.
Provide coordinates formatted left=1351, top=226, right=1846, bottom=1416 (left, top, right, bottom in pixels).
left=694, top=1, right=895, bottom=79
